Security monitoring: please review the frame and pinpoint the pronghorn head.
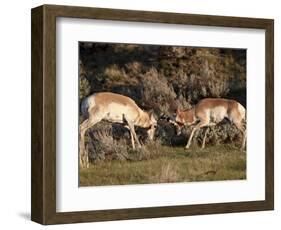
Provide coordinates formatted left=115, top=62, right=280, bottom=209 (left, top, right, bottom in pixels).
left=146, top=111, right=157, bottom=141
left=175, top=108, right=182, bottom=123
left=175, top=108, right=194, bottom=125
left=174, top=121, right=184, bottom=136
left=173, top=108, right=194, bottom=135
left=174, top=109, right=186, bottom=135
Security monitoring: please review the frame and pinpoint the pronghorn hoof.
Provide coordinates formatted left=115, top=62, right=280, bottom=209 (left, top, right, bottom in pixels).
left=184, top=146, right=190, bottom=150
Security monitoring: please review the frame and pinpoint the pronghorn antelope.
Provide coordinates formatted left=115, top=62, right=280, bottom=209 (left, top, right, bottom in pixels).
left=174, top=98, right=246, bottom=150
left=79, top=92, right=157, bottom=168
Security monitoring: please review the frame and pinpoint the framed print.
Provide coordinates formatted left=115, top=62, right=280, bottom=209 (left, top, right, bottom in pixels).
left=31, top=4, right=274, bottom=225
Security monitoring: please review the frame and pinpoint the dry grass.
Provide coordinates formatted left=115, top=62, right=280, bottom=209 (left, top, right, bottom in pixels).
left=78, top=43, right=247, bottom=187
left=156, top=162, right=180, bottom=183
left=79, top=144, right=246, bottom=186
left=128, top=140, right=165, bottom=161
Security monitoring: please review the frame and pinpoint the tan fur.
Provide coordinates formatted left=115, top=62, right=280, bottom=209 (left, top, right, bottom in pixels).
left=175, top=98, right=246, bottom=150
left=94, top=92, right=141, bottom=111
left=79, top=92, right=157, bottom=168
left=176, top=108, right=195, bottom=125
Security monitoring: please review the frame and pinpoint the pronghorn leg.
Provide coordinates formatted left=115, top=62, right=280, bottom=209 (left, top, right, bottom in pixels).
left=185, top=120, right=209, bottom=149
left=126, top=119, right=141, bottom=148
left=130, top=130, right=136, bottom=149
left=201, top=127, right=209, bottom=149
left=79, top=119, right=89, bottom=168
left=125, top=125, right=135, bottom=149
left=131, top=125, right=141, bottom=148
left=185, top=126, right=198, bottom=149
left=79, top=115, right=101, bottom=168
left=202, top=122, right=217, bottom=149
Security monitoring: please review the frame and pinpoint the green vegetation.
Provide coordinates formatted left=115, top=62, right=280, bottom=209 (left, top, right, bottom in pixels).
left=79, top=43, right=247, bottom=186
left=80, top=144, right=246, bottom=186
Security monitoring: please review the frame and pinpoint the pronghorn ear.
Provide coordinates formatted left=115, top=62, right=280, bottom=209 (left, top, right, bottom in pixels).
left=176, top=108, right=181, bottom=113
left=147, top=109, right=155, bottom=118
left=148, top=109, right=153, bottom=116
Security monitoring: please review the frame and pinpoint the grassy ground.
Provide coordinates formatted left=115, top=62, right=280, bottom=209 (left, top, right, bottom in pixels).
left=79, top=144, right=246, bottom=186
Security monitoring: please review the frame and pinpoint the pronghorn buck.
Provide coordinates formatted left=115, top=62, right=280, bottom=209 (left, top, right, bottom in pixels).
left=79, top=92, right=157, bottom=168
left=174, top=98, right=246, bottom=150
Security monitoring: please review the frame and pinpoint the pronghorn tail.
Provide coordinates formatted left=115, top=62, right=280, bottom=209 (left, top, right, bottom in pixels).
left=81, top=96, right=90, bottom=118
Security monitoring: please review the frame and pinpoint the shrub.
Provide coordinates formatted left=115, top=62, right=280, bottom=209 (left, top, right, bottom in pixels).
left=140, top=67, right=177, bottom=115
left=79, top=43, right=246, bottom=150
left=104, top=64, right=130, bottom=85
left=86, top=128, right=129, bottom=162
left=79, top=61, right=90, bottom=100
left=172, top=121, right=243, bottom=147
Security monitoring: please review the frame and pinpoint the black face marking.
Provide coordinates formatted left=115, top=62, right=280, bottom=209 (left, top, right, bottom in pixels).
left=174, top=121, right=184, bottom=126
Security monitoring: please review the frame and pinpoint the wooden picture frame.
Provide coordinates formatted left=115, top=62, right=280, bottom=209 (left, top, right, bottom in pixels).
left=31, top=4, right=274, bottom=225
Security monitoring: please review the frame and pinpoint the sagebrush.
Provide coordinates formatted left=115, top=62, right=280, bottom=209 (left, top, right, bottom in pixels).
left=79, top=43, right=246, bottom=163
